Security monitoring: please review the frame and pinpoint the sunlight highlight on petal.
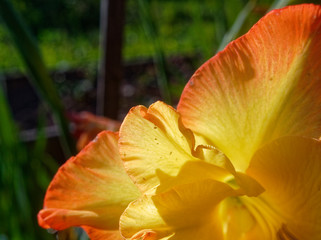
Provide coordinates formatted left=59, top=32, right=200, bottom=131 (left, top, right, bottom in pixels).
left=178, top=4, right=321, bottom=171
left=119, top=101, right=198, bottom=193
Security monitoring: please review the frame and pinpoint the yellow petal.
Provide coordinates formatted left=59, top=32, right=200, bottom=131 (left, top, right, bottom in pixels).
left=38, top=131, right=140, bottom=231
left=119, top=101, right=263, bottom=197
left=178, top=4, right=321, bottom=171
left=155, top=160, right=230, bottom=193
left=119, top=101, right=198, bottom=193
left=247, top=136, right=321, bottom=239
left=120, top=179, right=239, bottom=240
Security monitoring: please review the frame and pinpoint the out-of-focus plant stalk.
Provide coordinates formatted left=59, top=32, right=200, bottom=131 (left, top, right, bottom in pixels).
left=0, top=87, right=16, bottom=146
left=0, top=0, right=76, bottom=156
left=217, top=0, right=257, bottom=52
left=268, top=0, right=292, bottom=11
left=138, top=0, right=172, bottom=105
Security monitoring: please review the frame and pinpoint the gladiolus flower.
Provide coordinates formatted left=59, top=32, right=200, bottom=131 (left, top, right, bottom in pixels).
left=38, top=4, right=321, bottom=239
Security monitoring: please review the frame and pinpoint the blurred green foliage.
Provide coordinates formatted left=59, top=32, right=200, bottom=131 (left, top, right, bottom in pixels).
left=0, top=0, right=318, bottom=73
left=0, top=86, right=58, bottom=240
left=10, top=0, right=99, bottom=35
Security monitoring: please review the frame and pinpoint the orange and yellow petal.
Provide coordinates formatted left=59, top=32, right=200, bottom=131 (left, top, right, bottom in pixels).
left=38, top=131, right=140, bottom=231
left=247, top=136, right=321, bottom=239
left=119, top=101, right=263, bottom=197
left=82, top=226, right=124, bottom=240
left=120, top=179, right=239, bottom=240
left=119, top=101, right=261, bottom=196
left=119, top=101, right=199, bottom=193
left=178, top=4, right=321, bottom=171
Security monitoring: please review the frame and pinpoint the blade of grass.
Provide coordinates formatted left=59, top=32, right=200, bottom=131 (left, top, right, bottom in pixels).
left=217, top=0, right=256, bottom=52
left=138, top=0, right=172, bottom=104
left=214, top=1, right=228, bottom=48
left=31, top=110, right=58, bottom=189
left=268, top=0, right=292, bottom=11
left=0, top=89, right=16, bottom=146
left=0, top=0, right=75, bottom=157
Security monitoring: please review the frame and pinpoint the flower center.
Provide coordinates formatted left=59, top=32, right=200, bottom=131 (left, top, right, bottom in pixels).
left=218, top=193, right=298, bottom=239
left=219, top=196, right=257, bottom=239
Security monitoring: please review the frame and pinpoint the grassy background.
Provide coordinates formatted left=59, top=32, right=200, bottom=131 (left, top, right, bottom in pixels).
left=1, top=0, right=317, bottom=73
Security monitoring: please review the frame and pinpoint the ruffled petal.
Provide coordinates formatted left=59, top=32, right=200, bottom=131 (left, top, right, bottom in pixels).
left=120, top=179, right=239, bottom=240
left=38, top=131, right=140, bottom=231
left=247, top=136, right=321, bottom=239
left=178, top=4, right=321, bottom=171
left=119, top=101, right=198, bottom=193
left=120, top=101, right=264, bottom=197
